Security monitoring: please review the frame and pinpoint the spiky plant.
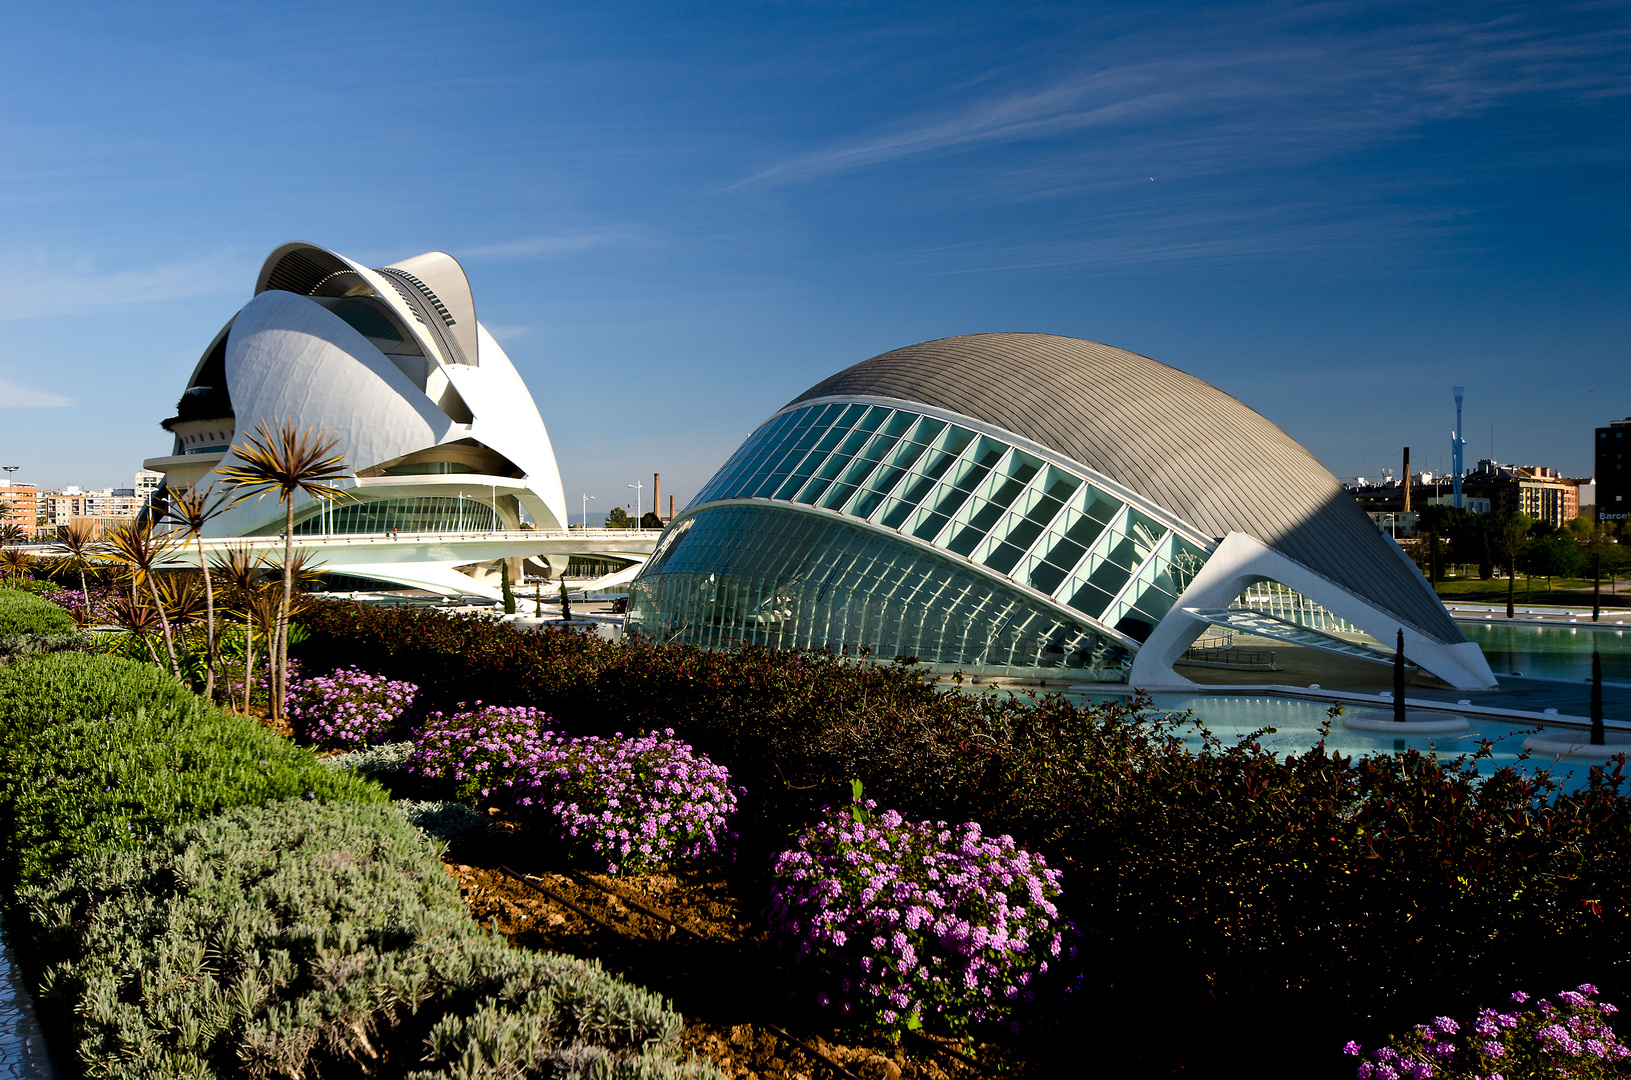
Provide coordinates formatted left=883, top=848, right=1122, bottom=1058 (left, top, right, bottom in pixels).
left=214, top=419, right=352, bottom=720
left=96, top=521, right=184, bottom=678
left=46, top=518, right=99, bottom=602
left=211, top=545, right=270, bottom=714
left=162, top=485, right=231, bottom=699
left=0, top=547, right=34, bottom=582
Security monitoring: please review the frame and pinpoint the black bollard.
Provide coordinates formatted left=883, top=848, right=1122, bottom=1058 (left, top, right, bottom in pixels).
left=1393, top=628, right=1407, bottom=723
left=1591, top=650, right=1605, bottom=746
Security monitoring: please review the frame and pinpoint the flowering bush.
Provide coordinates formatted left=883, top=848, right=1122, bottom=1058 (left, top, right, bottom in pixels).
left=407, top=702, right=559, bottom=803
left=765, top=796, right=1071, bottom=1038
left=1345, top=985, right=1631, bottom=1079
left=508, top=729, right=739, bottom=875
left=288, top=666, right=419, bottom=748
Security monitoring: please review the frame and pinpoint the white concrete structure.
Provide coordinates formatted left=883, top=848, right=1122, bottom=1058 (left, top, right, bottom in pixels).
left=144, top=242, right=655, bottom=596
left=631, top=334, right=1496, bottom=690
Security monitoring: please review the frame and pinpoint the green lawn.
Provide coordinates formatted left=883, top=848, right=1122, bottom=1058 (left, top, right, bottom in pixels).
left=1432, top=576, right=1630, bottom=608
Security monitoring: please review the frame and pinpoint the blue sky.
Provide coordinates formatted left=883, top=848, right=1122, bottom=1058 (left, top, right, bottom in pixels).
left=0, top=1, right=1625, bottom=517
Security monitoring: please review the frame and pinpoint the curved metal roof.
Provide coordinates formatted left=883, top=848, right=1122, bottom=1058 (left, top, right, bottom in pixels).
left=791, top=333, right=1462, bottom=643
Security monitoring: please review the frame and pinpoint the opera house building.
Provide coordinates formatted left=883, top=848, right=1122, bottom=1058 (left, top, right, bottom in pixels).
left=142, top=242, right=609, bottom=597
left=627, top=334, right=1495, bottom=690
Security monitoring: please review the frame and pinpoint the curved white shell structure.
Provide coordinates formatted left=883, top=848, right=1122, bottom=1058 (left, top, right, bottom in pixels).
left=144, top=242, right=591, bottom=596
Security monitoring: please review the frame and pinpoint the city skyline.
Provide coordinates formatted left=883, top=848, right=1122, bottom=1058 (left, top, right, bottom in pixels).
left=0, top=1, right=1625, bottom=506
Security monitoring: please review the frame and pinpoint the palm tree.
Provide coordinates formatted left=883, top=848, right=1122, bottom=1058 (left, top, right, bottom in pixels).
left=214, top=419, right=352, bottom=721
left=162, top=485, right=231, bottom=699
left=211, top=544, right=268, bottom=714
left=47, top=518, right=100, bottom=607
left=98, top=519, right=185, bottom=678
left=0, top=547, right=34, bottom=582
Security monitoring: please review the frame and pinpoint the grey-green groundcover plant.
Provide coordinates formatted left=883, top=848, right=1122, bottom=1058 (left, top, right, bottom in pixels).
left=22, top=798, right=718, bottom=1080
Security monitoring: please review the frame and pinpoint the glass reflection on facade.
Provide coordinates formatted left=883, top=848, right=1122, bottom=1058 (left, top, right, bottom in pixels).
left=293, top=495, right=498, bottom=535
left=685, top=400, right=1213, bottom=643
left=628, top=504, right=1132, bottom=677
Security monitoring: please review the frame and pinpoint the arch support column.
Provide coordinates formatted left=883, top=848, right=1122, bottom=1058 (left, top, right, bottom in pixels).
left=1129, top=532, right=1496, bottom=691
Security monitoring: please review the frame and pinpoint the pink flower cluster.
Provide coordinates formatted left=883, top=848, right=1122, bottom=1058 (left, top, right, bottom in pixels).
left=506, top=728, right=739, bottom=875
left=407, top=702, right=560, bottom=802
left=288, top=666, right=420, bottom=748
left=1345, top=984, right=1631, bottom=1080
left=765, top=799, right=1071, bottom=1037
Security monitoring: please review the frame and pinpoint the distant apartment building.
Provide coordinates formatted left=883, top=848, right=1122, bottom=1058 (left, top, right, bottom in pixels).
left=1348, top=462, right=1577, bottom=530
left=1599, top=418, right=1629, bottom=522
left=1459, top=460, right=1580, bottom=528
left=41, top=486, right=145, bottom=529
left=0, top=479, right=39, bottom=533
left=134, top=469, right=163, bottom=502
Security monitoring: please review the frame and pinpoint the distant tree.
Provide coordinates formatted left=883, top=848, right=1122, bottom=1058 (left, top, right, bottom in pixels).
left=640, top=511, right=663, bottom=530
left=1414, top=506, right=1458, bottom=583
left=1489, top=512, right=1534, bottom=618
left=604, top=506, right=634, bottom=529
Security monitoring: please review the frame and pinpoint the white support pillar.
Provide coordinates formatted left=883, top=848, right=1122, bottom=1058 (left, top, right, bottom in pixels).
left=1128, top=532, right=1496, bottom=691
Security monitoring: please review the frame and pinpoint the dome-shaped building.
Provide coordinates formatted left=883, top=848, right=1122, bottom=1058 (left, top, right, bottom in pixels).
left=628, top=333, right=1494, bottom=690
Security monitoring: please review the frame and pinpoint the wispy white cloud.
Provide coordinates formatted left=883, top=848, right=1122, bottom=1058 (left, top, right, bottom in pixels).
left=732, top=6, right=1629, bottom=192
left=0, top=378, right=73, bottom=407
left=484, top=324, right=531, bottom=341
left=462, top=231, right=631, bottom=260
left=0, top=250, right=246, bottom=321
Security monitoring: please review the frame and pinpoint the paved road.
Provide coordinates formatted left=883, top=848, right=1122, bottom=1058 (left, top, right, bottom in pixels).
left=0, top=913, right=53, bottom=1080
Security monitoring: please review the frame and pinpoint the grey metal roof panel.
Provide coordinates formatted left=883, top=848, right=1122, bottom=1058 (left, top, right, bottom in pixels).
left=790, top=333, right=1463, bottom=644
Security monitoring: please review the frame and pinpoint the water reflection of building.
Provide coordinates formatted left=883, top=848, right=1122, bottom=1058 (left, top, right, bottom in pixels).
left=629, top=334, right=1494, bottom=690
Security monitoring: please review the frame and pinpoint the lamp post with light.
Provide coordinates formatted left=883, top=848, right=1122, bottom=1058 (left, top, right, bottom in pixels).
left=628, top=481, right=643, bottom=531
left=581, top=493, right=595, bottom=530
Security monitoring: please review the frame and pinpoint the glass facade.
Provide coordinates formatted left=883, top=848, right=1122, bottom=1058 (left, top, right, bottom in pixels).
left=1232, top=580, right=1365, bottom=637
left=684, top=400, right=1212, bottom=642
left=628, top=504, right=1133, bottom=677
left=292, top=495, right=498, bottom=535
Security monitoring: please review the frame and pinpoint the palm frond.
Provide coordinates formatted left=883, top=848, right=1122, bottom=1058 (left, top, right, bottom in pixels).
left=215, top=419, right=355, bottom=508
left=162, top=484, right=233, bottom=536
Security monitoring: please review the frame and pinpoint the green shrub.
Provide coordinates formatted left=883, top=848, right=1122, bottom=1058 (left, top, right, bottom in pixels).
left=0, top=630, right=94, bottom=666
left=0, top=652, right=197, bottom=743
left=23, top=798, right=717, bottom=1080
left=0, top=586, right=74, bottom=635
left=0, top=656, right=384, bottom=891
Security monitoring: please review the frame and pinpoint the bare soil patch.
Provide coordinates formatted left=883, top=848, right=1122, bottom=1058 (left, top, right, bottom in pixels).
left=441, top=848, right=1018, bottom=1080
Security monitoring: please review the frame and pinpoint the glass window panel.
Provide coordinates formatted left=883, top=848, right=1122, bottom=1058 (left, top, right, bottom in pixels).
left=814, top=453, right=854, bottom=482
left=934, top=425, right=976, bottom=458
left=850, top=488, right=889, bottom=520
left=854, top=406, right=893, bottom=436
left=904, top=415, right=947, bottom=447
left=910, top=511, right=950, bottom=542
left=794, top=475, right=833, bottom=504
left=983, top=542, right=1026, bottom=577
left=879, top=410, right=916, bottom=439
left=819, top=483, right=858, bottom=510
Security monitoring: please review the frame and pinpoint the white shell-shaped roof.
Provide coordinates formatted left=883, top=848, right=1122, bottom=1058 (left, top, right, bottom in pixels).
left=189, top=242, right=568, bottom=533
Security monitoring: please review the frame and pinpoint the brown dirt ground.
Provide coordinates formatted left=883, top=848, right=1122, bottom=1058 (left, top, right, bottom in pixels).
left=441, top=844, right=1020, bottom=1080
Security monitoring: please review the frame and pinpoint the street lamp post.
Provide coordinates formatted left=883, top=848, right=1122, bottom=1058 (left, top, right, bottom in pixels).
left=628, top=481, right=643, bottom=531
left=1, top=468, right=16, bottom=536
left=581, top=493, right=596, bottom=530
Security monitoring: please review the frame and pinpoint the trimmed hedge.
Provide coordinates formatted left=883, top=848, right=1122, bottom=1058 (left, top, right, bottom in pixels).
left=0, top=585, right=75, bottom=636
left=0, top=655, right=384, bottom=891
left=0, top=651, right=198, bottom=743
left=23, top=799, right=713, bottom=1079
left=294, top=600, right=1631, bottom=1075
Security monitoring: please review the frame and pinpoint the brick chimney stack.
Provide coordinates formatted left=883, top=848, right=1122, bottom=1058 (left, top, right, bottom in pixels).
left=669, top=494, right=675, bottom=521
left=653, top=473, right=660, bottom=518
left=1402, top=448, right=1411, bottom=513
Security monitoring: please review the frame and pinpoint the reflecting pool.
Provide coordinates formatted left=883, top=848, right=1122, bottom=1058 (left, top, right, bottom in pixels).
left=1460, top=623, right=1631, bottom=683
